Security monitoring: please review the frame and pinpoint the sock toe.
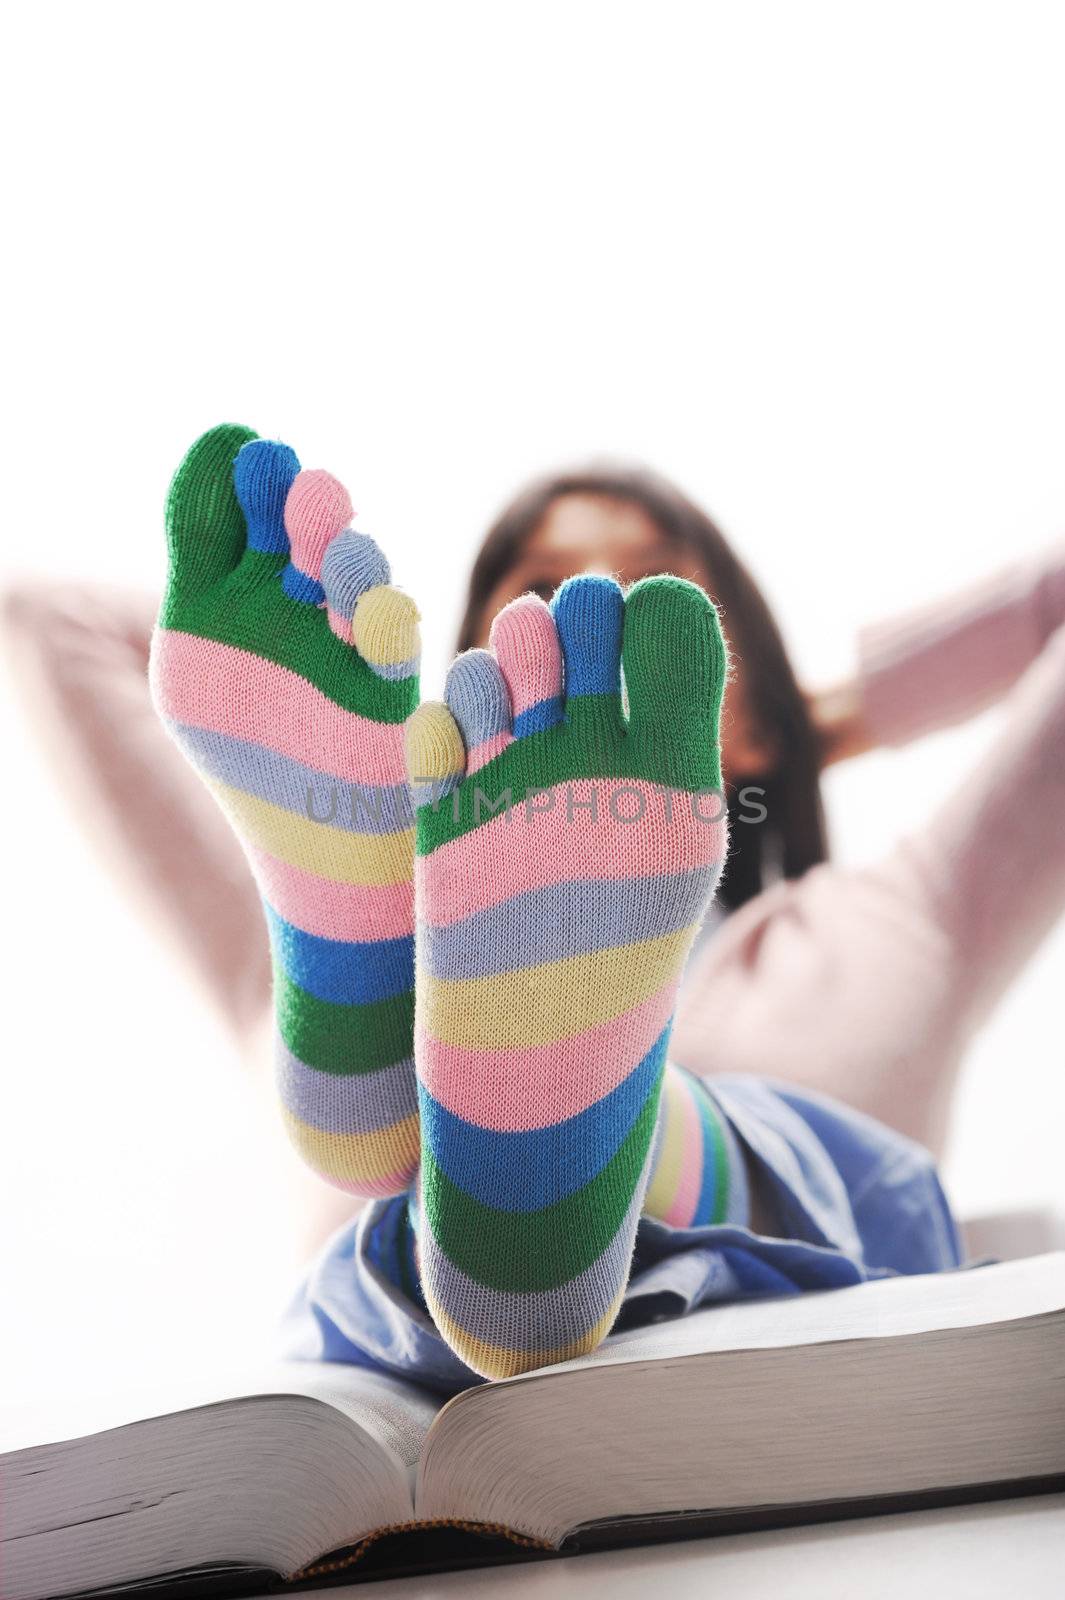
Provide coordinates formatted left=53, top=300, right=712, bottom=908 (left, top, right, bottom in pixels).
left=233, top=439, right=301, bottom=557
left=404, top=702, right=466, bottom=806
left=622, top=577, right=728, bottom=770
left=353, top=587, right=421, bottom=680
left=164, top=423, right=259, bottom=608
left=322, top=530, right=392, bottom=641
left=490, top=594, right=564, bottom=737
left=444, top=650, right=513, bottom=770
left=552, top=574, right=624, bottom=705
left=282, top=469, right=354, bottom=603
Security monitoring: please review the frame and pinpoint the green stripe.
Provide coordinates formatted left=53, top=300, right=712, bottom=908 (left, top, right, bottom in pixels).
left=162, top=552, right=416, bottom=724
left=417, top=697, right=722, bottom=857
left=421, top=1088, right=661, bottom=1293
left=708, top=1096, right=731, bottom=1223
left=275, top=969, right=414, bottom=1074
left=692, top=1078, right=731, bottom=1224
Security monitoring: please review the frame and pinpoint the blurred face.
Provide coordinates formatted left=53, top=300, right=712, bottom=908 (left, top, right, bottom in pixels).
left=474, top=493, right=776, bottom=778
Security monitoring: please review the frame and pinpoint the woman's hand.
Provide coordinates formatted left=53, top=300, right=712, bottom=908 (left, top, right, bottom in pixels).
left=806, top=679, right=875, bottom=768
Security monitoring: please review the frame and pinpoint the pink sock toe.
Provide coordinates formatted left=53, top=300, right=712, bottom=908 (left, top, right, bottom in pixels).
left=284, top=470, right=354, bottom=581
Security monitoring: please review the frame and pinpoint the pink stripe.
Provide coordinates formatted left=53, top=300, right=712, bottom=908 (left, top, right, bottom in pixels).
left=152, top=630, right=407, bottom=784
left=467, top=731, right=512, bottom=773
left=249, top=846, right=413, bottom=940
left=662, top=1076, right=704, bottom=1227
left=417, top=982, right=677, bottom=1130
left=327, top=605, right=353, bottom=644
left=421, top=780, right=726, bottom=925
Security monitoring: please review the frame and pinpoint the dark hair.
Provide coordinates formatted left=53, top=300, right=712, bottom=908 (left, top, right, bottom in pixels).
left=455, top=464, right=828, bottom=911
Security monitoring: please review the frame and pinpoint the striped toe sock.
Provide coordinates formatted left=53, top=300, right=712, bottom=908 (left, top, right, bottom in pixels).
left=150, top=426, right=421, bottom=1196
left=643, top=1064, right=749, bottom=1228
left=404, top=573, right=731, bottom=1379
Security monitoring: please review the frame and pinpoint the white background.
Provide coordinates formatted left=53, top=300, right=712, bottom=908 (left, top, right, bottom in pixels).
left=1, top=1, right=1063, bottom=1396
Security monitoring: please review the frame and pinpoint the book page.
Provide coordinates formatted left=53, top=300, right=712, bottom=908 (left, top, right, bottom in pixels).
left=503, top=1253, right=1065, bottom=1381
left=418, top=1260, right=1065, bottom=1541
left=0, top=1361, right=440, bottom=1464
left=291, top=1364, right=441, bottom=1469
left=1, top=1366, right=432, bottom=1600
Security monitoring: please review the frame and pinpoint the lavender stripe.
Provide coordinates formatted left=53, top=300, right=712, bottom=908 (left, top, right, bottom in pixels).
left=277, top=1044, right=417, bottom=1134
left=368, top=655, right=419, bottom=682
left=170, top=721, right=413, bottom=834
left=410, top=772, right=462, bottom=811
left=419, top=866, right=717, bottom=980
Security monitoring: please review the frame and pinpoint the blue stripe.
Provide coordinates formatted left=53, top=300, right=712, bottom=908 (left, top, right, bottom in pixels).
left=691, top=1074, right=723, bottom=1225
left=513, top=695, right=564, bottom=737
left=419, top=1026, right=669, bottom=1211
left=170, top=722, right=412, bottom=835
left=267, top=907, right=414, bottom=1004
left=282, top=564, right=326, bottom=605
left=420, top=868, right=712, bottom=980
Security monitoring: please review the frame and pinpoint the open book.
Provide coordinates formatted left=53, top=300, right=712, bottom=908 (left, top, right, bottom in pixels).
left=4, top=1255, right=1065, bottom=1599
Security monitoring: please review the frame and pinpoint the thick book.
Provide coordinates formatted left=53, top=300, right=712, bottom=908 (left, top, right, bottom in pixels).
left=4, top=1255, right=1064, bottom=1598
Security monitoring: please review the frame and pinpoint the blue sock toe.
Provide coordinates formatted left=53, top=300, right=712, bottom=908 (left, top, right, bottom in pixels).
left=233, top=440, right=301, bottom=556
left=552, top=575, right=624, bottom=699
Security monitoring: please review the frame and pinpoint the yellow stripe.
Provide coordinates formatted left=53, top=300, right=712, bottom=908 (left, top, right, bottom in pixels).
left=642, top=1069, right=687, bottom=1217
left=282, top=1110, right=420, bottom=1186
left=418, top=927, right=695, bottom=1049
left=208, top=779, right=414, bottom=885
left=426, top=1289, right=625, bottom=1380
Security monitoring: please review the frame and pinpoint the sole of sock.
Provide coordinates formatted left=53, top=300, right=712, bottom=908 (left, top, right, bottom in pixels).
left=406, top=572, right=728, bottom=1377
left=151, top=425, right=422, bottom=1195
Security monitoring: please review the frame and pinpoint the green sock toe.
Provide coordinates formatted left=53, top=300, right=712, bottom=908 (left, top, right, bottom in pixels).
left=622, top=576, right=727, bottom=787
left=162, top=422, right=258, bottom=618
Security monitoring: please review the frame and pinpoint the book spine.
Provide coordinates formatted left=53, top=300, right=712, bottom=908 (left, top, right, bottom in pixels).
left=289, top=1518, right=555, bottom=1583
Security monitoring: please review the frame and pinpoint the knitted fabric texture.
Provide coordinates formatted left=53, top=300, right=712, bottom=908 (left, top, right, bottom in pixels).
left=643, top=1063, right=748, bottom=1228
left=404, top=574, right=732, bottom=1378
left=150, top=425, right=421, bottom=1194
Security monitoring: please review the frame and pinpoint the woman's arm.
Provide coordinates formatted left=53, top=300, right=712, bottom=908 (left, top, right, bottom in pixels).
left=674, top=541, right=1065, bottom=1159
left=899, top=612, right=1065, bottom=1030
left=810, top=542, right=1065, bottom=764
left=2, top=582, right=271, bottom=1037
